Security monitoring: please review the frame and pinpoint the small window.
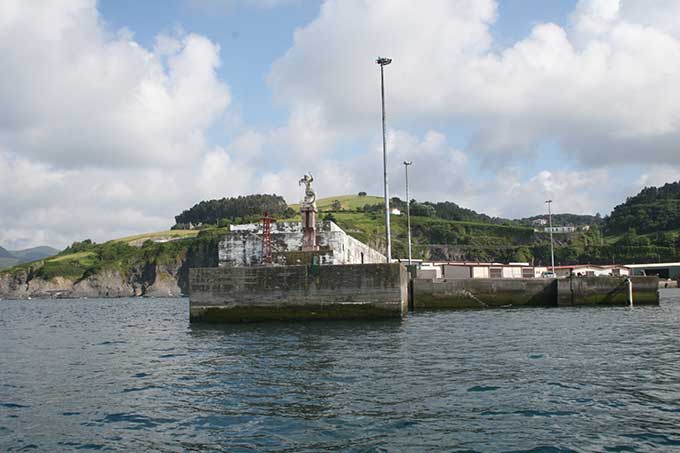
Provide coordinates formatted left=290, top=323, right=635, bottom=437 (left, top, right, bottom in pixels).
left=522, top=268, right=534, bottom=278
left=490, top=268, right=502, bottom=278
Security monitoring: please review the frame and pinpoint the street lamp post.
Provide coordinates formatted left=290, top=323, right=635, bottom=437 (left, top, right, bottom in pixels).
left=377, top=56, right=392, bottom=262
left=546, top=199, right=556, bottom=275
left=404, top=160, right=413, bottom=265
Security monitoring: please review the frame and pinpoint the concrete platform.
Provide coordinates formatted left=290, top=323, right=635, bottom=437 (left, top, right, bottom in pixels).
left=413, top=276, right=659, bottom=309
left=189, top=263, right=408, bottom=323
left=557, top=276, right=659, bottom=306
left=413, top=278, right=556, bottom=309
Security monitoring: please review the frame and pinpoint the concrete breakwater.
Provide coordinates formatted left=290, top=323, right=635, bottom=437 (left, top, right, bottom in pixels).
left=557, top=276, right=659, bottom=306
left=414, top=276, right=659, bottom=309
left=189, top=263, right=659, bottom=323
left=189, top=263, right=408, bottom=323
left=413, top=278, right=557, bottom=310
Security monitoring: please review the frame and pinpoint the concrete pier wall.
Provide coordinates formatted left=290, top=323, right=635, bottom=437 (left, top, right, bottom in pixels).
left=413, top=278, right=557, bottom=309
left=556, top=276, right=659, bottom=306
left=414, top=276, right=659, bottom=309
left=189, top=263, right=407, bottom=323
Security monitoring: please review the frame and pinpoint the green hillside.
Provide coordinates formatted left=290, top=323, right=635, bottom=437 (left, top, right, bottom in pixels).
left=605, top=181, right=680, bottom=235
left=518, top=213, right=603, bottom=228
left=1, top=231, right=224, bottom=283
left=289, top=194, right=383, bottom=211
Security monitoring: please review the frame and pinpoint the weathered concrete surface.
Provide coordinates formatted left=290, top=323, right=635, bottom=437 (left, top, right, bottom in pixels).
left=413, top=278, right=556, bottom=309
left=219, top=221, right=384, bottom=267
left=189, top=263, right=407, bottom=323
left=413, top=276, right=659, bottom=310
left=557, top=276, right=659, bottom=306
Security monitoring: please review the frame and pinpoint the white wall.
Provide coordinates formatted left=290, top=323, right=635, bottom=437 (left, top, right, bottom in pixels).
left=219, top=221, right=384, bottom=266
left=472, top=267, right=489, bottom=278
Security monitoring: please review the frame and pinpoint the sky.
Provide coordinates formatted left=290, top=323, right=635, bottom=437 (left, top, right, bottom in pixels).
left=2, top=0, right=680, bottom=250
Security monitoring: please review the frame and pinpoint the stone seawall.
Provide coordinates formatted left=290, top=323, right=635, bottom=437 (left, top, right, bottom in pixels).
left=413, top=278, right=556, bottom=309
left=557, top=276, right=659, bottom=306
left=189, top=263, right=408, bottom=323
left=414, top=276, right=659, bottom=309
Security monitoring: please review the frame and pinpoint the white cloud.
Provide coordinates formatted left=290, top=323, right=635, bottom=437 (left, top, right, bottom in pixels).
left=0, top=0, right=230, bottom=169
left=489, top=168, right=615, bottom=218
left=0, top=0, right=250, bottom=249
left=4, top=0, right=680, bottom=249
left=269, top=0, right=680, bottom=167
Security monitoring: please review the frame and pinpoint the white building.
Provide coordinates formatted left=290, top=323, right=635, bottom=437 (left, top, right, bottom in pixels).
left=553, top=265, right=630, bottom=278
left=544, top=226, right=576, bottom=233
left=220, top=221, right=385, bottom=266
left=415, top=262, right=548, bottom=280
left=532, top=218, right=548, bottom=226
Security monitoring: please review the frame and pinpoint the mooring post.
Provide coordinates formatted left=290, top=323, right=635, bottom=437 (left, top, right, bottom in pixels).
left=627, top=278, right=633, bottom=307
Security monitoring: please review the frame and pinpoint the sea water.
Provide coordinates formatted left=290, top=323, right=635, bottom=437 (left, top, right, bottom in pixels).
left=2, top=290, right=680, bottom=452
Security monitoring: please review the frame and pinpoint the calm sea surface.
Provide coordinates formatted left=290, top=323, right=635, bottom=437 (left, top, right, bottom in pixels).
left=2, top=291, right=680, bottom=452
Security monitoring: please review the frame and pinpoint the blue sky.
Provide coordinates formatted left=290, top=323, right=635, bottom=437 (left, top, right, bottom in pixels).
left=98, top=0, right=576, bottom=130
left=1, top=0, right=679, bottom=248
left=97, top=0, right=588, bottom=193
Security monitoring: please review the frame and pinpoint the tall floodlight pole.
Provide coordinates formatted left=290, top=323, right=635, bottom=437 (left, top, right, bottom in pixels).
left=377, top=56, right=393, bottom=262
left=546, top=200, right=556, bottom=275
left=404, top=161, right=413, bottom=265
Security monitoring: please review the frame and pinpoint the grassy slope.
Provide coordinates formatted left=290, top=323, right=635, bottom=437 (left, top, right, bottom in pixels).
left=0, top=231, right=206, bottom=281
left=289, top=194, right=383, bottom=211
left=113, top=230, right=199, bottom=244
left=330, top=210, right=538, bottom=260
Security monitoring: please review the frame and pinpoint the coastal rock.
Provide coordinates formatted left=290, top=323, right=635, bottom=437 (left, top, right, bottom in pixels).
left=71, top=270, right=137, bottom=298
left=0, top=270, right=30, bottom=299
left=0, top=264, right=182, bottom=300
left=0, top=238, right=217, bottom=300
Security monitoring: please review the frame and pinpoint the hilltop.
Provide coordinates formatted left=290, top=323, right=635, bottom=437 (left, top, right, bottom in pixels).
left=289, top=194, right=383, bottom=211
left=0, top=246, right=59, bottom=271
left=605, top=181, right=680, bottom=235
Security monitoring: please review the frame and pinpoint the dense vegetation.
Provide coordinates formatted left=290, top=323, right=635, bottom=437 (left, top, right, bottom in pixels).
left=518, top=213, right=602, bottom=227
left=174, top=194, right=293, bottom=227
left=605, top=181, right=680, bottom=235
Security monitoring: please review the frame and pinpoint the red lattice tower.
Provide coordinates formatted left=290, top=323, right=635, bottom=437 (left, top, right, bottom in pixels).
left=260, top=211, right=274, bottom=264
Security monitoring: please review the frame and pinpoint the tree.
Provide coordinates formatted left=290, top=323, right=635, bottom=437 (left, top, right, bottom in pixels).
left=358, top=191, right=367, bottom=196
left=331, top=200, right=342, bottom=211
left=174, top=194, right=289, bottom=226
left=411, top=202, right=436, bottom=217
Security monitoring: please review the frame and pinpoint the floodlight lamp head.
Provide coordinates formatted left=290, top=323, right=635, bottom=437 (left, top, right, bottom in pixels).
left=403, top=160, right=412, bottom=166
left=376, top=57, right=392, bottom=66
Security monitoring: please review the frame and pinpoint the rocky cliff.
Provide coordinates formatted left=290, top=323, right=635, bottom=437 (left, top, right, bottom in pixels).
left=0, top=263, right=183, bottom=299
left=0, top=234, right=220, bottom=300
